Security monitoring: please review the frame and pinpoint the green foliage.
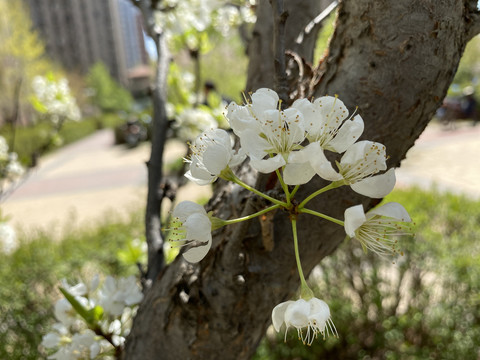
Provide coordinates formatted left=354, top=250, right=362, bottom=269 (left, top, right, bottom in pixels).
left=1, top=113, right=124, bottom=166
left=86, top=62, right=133, bottom=113
left=254, top=187, right=480, bottom=360
left=0, top=0, right=53, bottom=123
left=313, top=11, right=337, bottom=65
left=0, top=210, right=144, bottom=360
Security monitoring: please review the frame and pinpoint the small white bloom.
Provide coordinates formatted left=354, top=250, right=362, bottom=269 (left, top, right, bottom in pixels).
left=174, top=108, right=218, bottom=142
left=344, top=202, right=413, bottom=257
left=0, top=222, right=17, bottom=254
left=54, top=298, right=77, bottom=327
left=169, top=201, right=212, bottom=263
left=292, top=96, right=364, bottom=153
left=99, top=276, right=143, bottom=316
left=272, top=297, right=337, bottom=345
left=304, top=140, right=396, bottom=197
left=226, top=88, right=305, bottom=173
left=185, top=128, right=245, bottom=185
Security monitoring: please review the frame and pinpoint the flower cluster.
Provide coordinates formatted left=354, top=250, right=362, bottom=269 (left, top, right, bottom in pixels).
left=169, top=88, right=414, bottom=346
left=0, top=135, right=24, bottom=199
left=41, top=275, right=143, bottom=359
left=31, top=75, right=81, bottom=124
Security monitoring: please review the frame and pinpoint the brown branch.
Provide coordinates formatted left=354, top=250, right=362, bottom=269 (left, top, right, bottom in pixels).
left=136, top=0, right=170, bottom=285
left=466, top=13, right=480, bottom=41
left=270, top=0, right=289, bottom=103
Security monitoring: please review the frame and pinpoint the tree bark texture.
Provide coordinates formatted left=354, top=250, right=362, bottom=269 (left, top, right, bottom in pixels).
left=123, top=1, right=479, bottom=359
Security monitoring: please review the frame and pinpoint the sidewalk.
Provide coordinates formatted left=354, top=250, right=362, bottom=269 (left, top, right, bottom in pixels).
left=1, top=129, right=211, bottom=236
left=395, top=121, right=480, bottom=199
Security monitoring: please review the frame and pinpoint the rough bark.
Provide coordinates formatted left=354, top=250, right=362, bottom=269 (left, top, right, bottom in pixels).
left=123, top=1, right=479, bottom=359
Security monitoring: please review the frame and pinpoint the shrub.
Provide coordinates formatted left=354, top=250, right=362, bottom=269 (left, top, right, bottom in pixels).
left=0, top=210, right=144, bottom=360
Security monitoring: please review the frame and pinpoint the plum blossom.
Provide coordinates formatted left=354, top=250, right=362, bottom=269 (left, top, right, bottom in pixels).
left=344, top=202, right=413, bottom=257
left=99, top=275, right=144, bottom=316
left=226, top=88, right=305, bottom=173
left=47, top=329, right=100, bottom=360
left=272, top=297, right=337, bottom=345
left=170, top=201, right=212, bottom=263
left=185, top=128, right=245, bottom=185
left=293, top=95, right=364, bottom=153
left=296, top=140, right=396, bottom=197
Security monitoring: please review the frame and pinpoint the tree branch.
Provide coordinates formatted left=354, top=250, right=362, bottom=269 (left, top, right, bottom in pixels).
left=271, top=0, right=289, bottom=103
left=295, top=0, right=338, bottom=45
left=136, top=0, right=170, bottom=285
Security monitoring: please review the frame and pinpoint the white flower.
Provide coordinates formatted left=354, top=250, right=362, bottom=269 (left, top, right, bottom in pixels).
left=174, top=108, right=218, bottom=142
left=226, top=88, right=305, bottom=173
left=169, top=201, right=212, bottom=263
left=272, top=297, right=337, bottom=345
left=54, top=298, right=78, bottom=327
left=0, top=222, right=17, bottom=254
left=48, top=329, right=100, bottom=360
left=184, top=128, right=245, bottom=185
left=344, top=202, right=413, bottom=257
left=303, top=140, right=396, bottom=197
left=292, top=96, right=364, bottom=153
left=99, top=276, right=143, bottom=316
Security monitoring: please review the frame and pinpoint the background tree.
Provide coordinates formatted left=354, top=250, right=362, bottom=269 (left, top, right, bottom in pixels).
left=0, top=0, right=51, bottom=127
left=86, top=62, right=133, bottom=113
left=121, top=0, right=480, bottom=359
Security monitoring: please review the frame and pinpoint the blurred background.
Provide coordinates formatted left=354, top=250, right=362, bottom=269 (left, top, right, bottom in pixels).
left=0, top=1, right=479, bottom=359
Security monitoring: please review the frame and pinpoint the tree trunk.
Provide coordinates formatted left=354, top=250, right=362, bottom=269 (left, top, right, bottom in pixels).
left=123, top=1, right=479, bottom=359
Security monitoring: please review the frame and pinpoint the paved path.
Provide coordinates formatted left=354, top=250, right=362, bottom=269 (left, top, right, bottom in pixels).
left=1, top=121, right=479, bottom=237
left=1, top=129, right=211, bottom=236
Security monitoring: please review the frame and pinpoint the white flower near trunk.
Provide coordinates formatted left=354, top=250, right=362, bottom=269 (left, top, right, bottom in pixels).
left=344, top=202, right=413, bottom=257
left=226, top=88, right=305, bottom=174
left=170, top=201, right=212, bottom=263
left=272, top=297, right=337, bottom=345
left=292, top=96, right=364, bottom=153
left=99, top=276, right=144, bottom=317
left=185, top=128, right=245, bottom=185
left=300, top=140, right=396, bottom=197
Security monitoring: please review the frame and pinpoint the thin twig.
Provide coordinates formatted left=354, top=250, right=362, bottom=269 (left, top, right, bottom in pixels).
left=295, top=1, right=338, bottom=45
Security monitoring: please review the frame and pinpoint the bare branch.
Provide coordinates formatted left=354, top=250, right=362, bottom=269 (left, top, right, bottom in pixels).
left=270, top=0, right=289, bottom=103
left=295, top=0, right=338, bottom=45
left=466, top=13, right=480, bottom=41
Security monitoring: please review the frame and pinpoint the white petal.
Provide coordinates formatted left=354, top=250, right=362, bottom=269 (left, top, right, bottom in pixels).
left=184, top=213, right=212, bottom=241
left=184, top=170, right=214, bottom=186
left=344, top=205, right=367, bottom=237
left=229, top=152, right=246, bottom=167
left=227, top=102, right=256, bottom=134
left=309, top=146, right=343, bottom=181
left=282, top=108, right=305, bottom=143
left=239, top=129, right=271, bottom=158
left=292, top=98, right=317, bottom=133
left=182, top=238, right=212, bottom=263
left=350, top=168, right=396, bottom=198
left=272, top=300, right=294, bottom=332
left=368, top=202, right=411, bottom=222
left=249, top=153, right=286, bottom=173
left=284, top=299, right=310, bottom=328
left=288, top=142, right=319, bottom=163
left=188, top=158, right=216, bottom=184
left=172, top=201, right=207, bottom=220
left=342, top=141, right=388, bottom=172
left=308, top=298, right=330, bottom=331
left=327, top=115, right=364, bottom=153
left=251, top=88, right=279, bottom=115
left=283, top=162, right=316, bottom=185
left=203, top=143, right=230, bottom=175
